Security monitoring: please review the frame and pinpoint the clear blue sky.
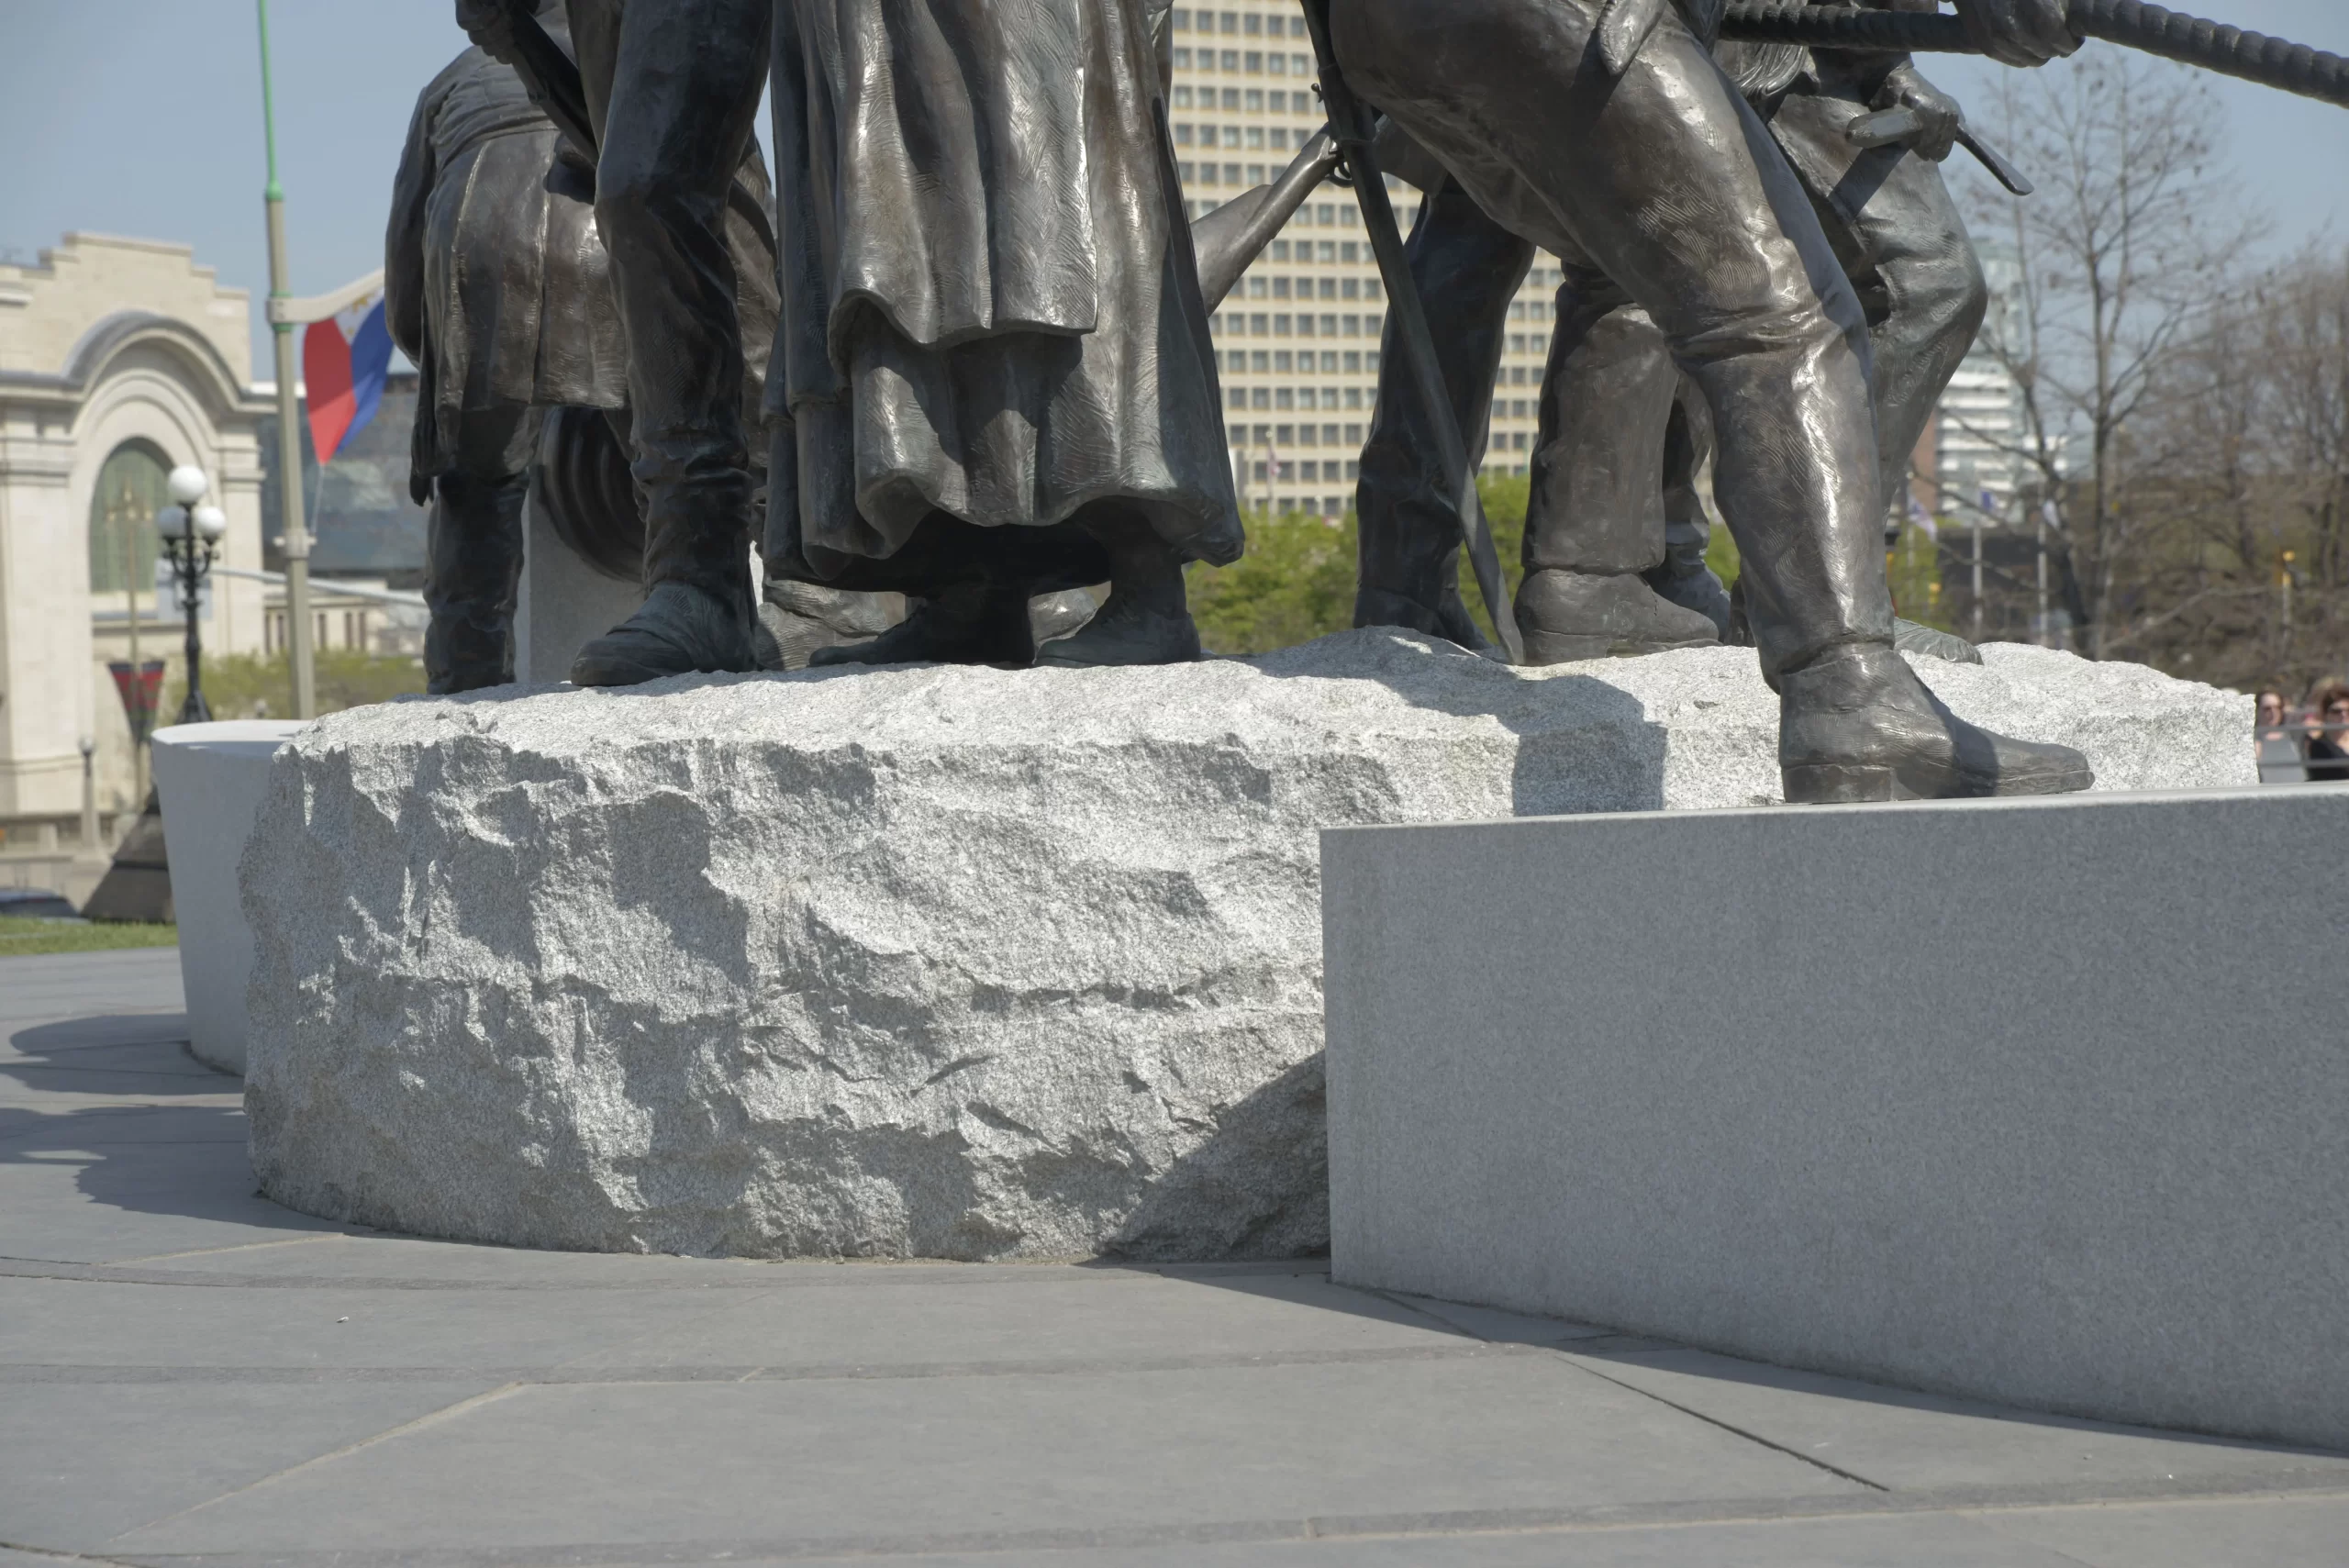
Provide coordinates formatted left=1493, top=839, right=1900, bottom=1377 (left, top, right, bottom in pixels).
left=5, top=1, right=2345, bottom=376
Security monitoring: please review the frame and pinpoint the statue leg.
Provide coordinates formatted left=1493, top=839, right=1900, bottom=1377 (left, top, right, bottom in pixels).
left=1514, top=291, right=1722, bottom=661
left=423, top=405, right=537, bottom=695
left=1033, top=503, right=1204, bottom=667
left=1646, top=382, right=1735, bottom=637
left=1336, top=0, right=2088, bottom=799
left=1350, top=178, right=1530, bottom=651
left=1769, top=80, right=1989, bottom=664
left=562, top=0, right=774, bottom=687
left=1766, top=82, right=1989, bottom=524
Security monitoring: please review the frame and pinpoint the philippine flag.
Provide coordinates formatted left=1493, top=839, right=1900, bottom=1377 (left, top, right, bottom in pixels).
left=303, top=290, right=393, bottom=466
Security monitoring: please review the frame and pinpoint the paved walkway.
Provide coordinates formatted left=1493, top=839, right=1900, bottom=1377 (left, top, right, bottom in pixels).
left=4, top=949, right=2344, bottom=1565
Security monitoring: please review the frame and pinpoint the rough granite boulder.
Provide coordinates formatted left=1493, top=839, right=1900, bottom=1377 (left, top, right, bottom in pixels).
left=242, top=631, right=2250, bottom=1260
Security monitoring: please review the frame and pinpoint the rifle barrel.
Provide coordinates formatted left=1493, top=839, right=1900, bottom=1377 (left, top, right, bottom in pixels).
left=1717, top=2, right=2349, bottom=110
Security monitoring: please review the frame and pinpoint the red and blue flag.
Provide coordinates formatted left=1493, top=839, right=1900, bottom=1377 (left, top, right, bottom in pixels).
left=302, top=289, right=393, bottom=465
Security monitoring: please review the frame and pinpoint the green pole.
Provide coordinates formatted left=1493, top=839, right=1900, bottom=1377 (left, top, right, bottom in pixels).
left=258, top=0, right=317, bottom=719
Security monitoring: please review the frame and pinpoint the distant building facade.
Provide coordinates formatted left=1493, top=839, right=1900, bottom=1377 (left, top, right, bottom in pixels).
left=0, top=233, right=274, bottom=826
left=1166, top=3, right=1562, bottom=517
left=0, top=233, right=428, bottom=836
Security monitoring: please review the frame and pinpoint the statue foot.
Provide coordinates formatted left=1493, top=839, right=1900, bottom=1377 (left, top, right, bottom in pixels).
left=807, top=584, right=1034, bottom=668
left=1514, top=569, right=1721, bottom=664
left=1893, top=618, right=1983, bottom=665
left=1643, top=560, right=1733, bottom=641
left=1034, top=595, right=1203, bottom=666
left=1780, top=642, right=2093, bottom=804
left=570, top=582, right=758, bottom=687
left=1355, top=584, right=1497, bottom=655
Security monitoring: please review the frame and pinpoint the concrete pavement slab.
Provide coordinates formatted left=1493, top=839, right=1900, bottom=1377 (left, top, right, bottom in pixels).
left=1558, top=1344, right=2349, bottom=1494
left=0, top=1275, right=777, bottom=1372
left=0, top=1105, right=339, bottom=1264
left=0, top=950, right=184, bottom=1025
left=100, top=1357, right=1863, bottom=1558
left=0, top=1379, right=500, bottom=1553
left=557, top=1268, right=1470, bottom=1374
left=1977, top=1494, right=2349, bottom=1566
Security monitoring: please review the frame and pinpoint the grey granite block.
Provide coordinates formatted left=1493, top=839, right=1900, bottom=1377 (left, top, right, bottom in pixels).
left=1323, top=784, right=2349, bottom=1450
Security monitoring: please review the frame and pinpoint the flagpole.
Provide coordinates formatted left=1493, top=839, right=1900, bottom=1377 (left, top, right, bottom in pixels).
left=258, top=0, right=317, bottom=720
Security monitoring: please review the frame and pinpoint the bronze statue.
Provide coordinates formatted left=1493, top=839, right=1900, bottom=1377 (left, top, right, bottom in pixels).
left=762, top=0, right=1241, bottom=669
left=1337, top=0, right=2094, bottom=801
left=396, top=2, right=778, bottom=691
left=388, top=1, right=620, bottom=693
left=1358, top=0, right=1998, bottom=667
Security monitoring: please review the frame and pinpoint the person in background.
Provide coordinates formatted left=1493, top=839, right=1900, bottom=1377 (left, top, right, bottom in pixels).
left=2304, top=680, right=2349, bottom=783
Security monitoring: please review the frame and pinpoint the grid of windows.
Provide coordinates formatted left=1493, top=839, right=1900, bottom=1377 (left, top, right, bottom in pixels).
left=1168, top=3, right=1559, bottom=519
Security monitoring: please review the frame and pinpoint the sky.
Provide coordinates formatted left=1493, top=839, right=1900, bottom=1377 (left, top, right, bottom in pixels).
left=5, top=0, right=2346, bottom=377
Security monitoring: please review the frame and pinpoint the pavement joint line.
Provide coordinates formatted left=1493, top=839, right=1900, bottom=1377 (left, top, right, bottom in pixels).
left=94, top=1382, right=531, bottom=1549
left=1555, top=1352, right=1896, bottom=1492
left=0, top=1539, right=145, bottom=1566
left=40, top=1473, right=2349, bottom=1567
left=105, top=1235, right=357, bottom=1267
left=1360, top=1286, right=1895, bottom=1493
left=0, top=1343, right=1514, bottom=1385
left=0, top=1257, right=1336, bottom=1293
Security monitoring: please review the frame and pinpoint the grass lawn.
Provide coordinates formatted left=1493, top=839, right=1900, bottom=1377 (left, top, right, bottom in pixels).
left=0, top=916, right=179, bottom=957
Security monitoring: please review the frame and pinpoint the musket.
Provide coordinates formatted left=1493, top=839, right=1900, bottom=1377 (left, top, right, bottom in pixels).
left=1719, top=2, right=2349, bottom=110
left=1297, top=0, right=1527, bottom=663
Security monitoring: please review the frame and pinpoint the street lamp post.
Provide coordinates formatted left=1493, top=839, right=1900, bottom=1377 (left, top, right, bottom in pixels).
left=158, top=466, right=228, bottom=727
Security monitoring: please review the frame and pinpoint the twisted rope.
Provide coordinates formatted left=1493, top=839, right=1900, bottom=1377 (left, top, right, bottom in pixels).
left=1716, top=1, right=2349, bottom=109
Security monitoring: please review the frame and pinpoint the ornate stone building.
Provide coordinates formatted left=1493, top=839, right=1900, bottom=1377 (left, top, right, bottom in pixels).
left=0, top=233, right=274, bottom=829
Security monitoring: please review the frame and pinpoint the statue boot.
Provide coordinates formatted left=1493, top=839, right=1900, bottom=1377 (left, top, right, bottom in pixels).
left=809, top=582, right=1037, bottom=668
left=570, top=437, right=761, bottom=685
left=1779, top=642, right=2091, bottom=802
left=423, top=469, right=527, bottom=695
left=1515, top=570, right=1720, bottom=662
left=1036, top=505, right=1208, bottom=667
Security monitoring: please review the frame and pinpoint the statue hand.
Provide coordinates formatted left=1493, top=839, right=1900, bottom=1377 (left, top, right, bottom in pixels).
left=455, top=0, right=523, bottom=63
left=1952, top=0, right=2081, bottom=68
left=1873, top=64, right=1963, bottom=161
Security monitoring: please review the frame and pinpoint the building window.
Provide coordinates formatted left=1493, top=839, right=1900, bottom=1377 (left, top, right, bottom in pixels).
left=1221, top=88, right=1240, bottom=107
left=1276, top=426, right=1295, bottom=445
left=1301, top=461, right=1319, bottom=482
left=1252, top=387, right=1270, bottom=408
left=1228, top=388, right=1248, bottom=409
left=1273, top=350, right=1293, bottom=372
left=1345, top=461, right=1361, bottom=479
left=1174, top=84, right=1193, bottom=106
left=1343, top=353, right=1362, bottom=375
left=1244, top=50, right=1263, bottom=72
left=1224, top=162, right=1243, bottom=183
left=1174, top=47, right=1192, bottom=68
left=1173, top=7, right=1190, bottom=28
left=1221, top=49, right=1240, bottom=70
left=1243, top=11, right=1260, bottom=33
left=87, top=441, right=170, bottom=603
left=1270, top=240, right=1288, bottom=261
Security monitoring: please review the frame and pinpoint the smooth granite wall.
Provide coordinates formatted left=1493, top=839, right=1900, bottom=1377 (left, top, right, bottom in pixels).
left=151, top=720, right=306, bottom=1074
left=1323, top=786, right=2349, bottom=1451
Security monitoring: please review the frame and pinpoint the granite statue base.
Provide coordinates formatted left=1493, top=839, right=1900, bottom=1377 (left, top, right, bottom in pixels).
left=242, top=631, right=2248, bottom=1261
left=1323, top=784, right=2349, bottom=1450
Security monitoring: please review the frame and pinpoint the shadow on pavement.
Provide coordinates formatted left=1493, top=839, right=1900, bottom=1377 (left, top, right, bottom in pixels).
left=1141, top=1262, right=2349, bottom=1466
left=3, top=1013, right=217, bottom=1098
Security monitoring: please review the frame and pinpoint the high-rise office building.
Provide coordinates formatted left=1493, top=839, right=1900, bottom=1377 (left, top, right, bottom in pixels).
left=1165, top=4, right=1559, bottom=520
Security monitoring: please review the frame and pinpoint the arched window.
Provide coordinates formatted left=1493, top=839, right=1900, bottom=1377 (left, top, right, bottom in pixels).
left=89, top=441, right=171, bottom=602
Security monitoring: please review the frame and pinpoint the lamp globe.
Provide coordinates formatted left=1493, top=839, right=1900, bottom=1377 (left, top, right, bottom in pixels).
left=166, top=466, right=208, bottom=506
left=155, top=505, right=192, bottom=539
left=192, top=505, right=228, bottom=542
